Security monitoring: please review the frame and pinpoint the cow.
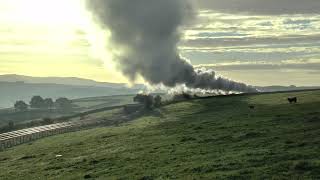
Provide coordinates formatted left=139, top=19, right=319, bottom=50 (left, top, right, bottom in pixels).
left=288, top=97, right=297, bottom=104
left=248, top=105, right=255, bottom=110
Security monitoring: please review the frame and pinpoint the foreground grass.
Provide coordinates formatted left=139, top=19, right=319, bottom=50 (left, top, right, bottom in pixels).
left=0, top=91, right=320, bottom=179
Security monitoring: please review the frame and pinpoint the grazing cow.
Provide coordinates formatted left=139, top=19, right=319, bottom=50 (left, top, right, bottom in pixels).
left=288, top=97, right=297, bottom=104
left=249, top=105, right=255, bottom=109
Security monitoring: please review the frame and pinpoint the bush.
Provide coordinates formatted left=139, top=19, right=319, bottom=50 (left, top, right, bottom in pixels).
left=154, top=95, right=162, bottom=108
left=43, top=98, right=54, bottom=109
left=55, top=97, right=72, bottom=111
left=134, top=94, right=154, bottom=109
left=14, top=100, right=28, bottom=111
left=30, top=96, right=45, bottom=108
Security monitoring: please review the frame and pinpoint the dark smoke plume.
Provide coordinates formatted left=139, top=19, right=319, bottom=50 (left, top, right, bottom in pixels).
left=86, top=0, right=257, bottom=93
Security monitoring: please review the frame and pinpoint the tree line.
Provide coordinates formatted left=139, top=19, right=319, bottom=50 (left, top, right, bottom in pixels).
left=133, top=94, right=162, bottom=109
left=133, top=92, right=198, bottom=110
left=14, top=96, right=72, bottom=111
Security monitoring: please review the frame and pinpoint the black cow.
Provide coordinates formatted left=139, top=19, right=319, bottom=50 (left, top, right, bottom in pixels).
left=288, top=97, right=297, bottom=104
left=248, top=105, right=255, bottom=109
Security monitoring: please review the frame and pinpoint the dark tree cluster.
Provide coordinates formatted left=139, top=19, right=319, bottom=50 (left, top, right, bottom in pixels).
left=14, top=101, right=28, bottom=112
left=14, top=96, right=72, bottom=111
left=30, top=96, right=54, bottom=109
left=133, top=94, right=162, bottom=109
left=55, top=97, right=72, bottom=110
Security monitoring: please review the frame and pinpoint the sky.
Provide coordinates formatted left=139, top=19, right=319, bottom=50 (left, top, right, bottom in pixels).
left=0, top=0, right=319, bottom=86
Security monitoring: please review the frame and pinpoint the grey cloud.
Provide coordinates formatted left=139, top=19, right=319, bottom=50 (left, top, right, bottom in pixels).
left=258, top=22, right=274, bottom=27
left=283, top=19, right=312, bottom=25
left=181, top=40, right=320, bottom=51
left=283, top=19, right=313, bottom=30
left=197, top=0, right=320, bottom=15
left=181, top=50, right=320, bottom=65
left=199, top=62, right=320, bottom=71
left=190, top=26, right=260, bottom=32
left=182, top=34, right=320, bottom=47
left=189, top=32, right=248, bottom=38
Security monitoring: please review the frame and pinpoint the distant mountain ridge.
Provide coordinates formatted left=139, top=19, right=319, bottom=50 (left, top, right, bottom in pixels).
left=0, top=74, right=144, bottom=89
left=0, top=81, right=142, bottom=109
left=0, top=74, right=145, bottom=108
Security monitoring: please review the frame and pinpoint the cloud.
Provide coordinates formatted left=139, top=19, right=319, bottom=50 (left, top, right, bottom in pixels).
left=187, top=32, right=248, bottom=38
left=197, top=0, right=320, bottom=15
left=197, top=61, right=320, bottom=71
left=181, top=34, right=320, bottom=48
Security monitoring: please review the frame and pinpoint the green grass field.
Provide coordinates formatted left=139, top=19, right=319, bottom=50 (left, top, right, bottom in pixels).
left=0, top=90, right=319, bottom=179
left=72, top=95, right=135, bottom=110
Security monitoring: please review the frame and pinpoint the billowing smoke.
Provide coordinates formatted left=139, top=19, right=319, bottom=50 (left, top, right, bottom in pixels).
left=86, top=0, right=257, bottom=93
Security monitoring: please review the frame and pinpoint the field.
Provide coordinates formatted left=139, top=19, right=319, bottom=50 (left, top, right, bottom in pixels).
left=0, top=95, right=135, bottom=132
left=0, top=90, right=320, bottom=179
left=72, top=95, right=135, bottom=111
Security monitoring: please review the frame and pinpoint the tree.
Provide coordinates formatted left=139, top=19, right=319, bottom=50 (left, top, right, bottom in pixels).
left=55, top=97, right=72, bottom=111
left=43, top=98, right=54, bottom=109
left=14, top=100, right=28, bottom=111
left=134, top=94, right=154, bottom=109
left=133, top=94, right=145, bottom=104
left=30, top=96, right=44, bottom=108
left=154, top=95, right=162, bottom=108
left=144, top=95, right=154, bottom=109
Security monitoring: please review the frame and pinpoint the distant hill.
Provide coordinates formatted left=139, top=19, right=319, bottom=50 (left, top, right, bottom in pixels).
left=0, top=74, right=144, bottom=89
left=0, top=81, right=141, bottom=108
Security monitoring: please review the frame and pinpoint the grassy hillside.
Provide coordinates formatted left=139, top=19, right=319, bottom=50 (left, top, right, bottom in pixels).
left=0, top=95, right=135, bottom=132
left=72, top=95, right=135, bottom=111
left=0, top=90, right=319, bottom=179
